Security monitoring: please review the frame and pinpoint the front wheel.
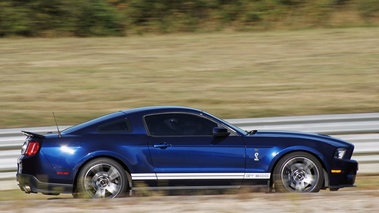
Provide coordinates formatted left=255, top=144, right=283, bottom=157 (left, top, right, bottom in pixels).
left=273, top=152, right=324, bottom=192
left=75, top=158, right=128, bottom=198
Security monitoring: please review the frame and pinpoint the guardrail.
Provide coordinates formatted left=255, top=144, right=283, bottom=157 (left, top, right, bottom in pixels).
left=1, top=113, right=378, bottom=190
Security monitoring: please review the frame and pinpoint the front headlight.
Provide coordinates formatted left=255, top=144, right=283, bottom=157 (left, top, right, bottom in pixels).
left=334, top=148, right=346, bottom=159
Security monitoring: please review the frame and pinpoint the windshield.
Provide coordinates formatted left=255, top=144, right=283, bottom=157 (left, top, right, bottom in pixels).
left=201, top=111, right=247, bottom=135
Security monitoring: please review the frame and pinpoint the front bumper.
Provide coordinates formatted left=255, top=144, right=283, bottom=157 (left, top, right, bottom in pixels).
left=328, top=158, right=358, bottom=189
left=17, top=173, right=73, bottom=195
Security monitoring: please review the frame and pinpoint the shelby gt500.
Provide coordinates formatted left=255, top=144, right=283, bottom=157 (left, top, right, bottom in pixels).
left=17, top=106, right=358, bottom=198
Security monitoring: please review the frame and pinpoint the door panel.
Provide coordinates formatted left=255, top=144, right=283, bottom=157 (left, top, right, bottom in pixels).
left=148, top=136, right=245, bottom=174
left=144, top=112, right=246, bottom=185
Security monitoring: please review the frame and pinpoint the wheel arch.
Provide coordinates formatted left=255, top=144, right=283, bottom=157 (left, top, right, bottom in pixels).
left=268, top=148, right=329, bottom=189
left=72, top=154, right=133, bottom=194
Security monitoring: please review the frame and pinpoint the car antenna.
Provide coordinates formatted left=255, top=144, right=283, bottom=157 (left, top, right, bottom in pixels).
left=52, top=112, right=62, bottom=138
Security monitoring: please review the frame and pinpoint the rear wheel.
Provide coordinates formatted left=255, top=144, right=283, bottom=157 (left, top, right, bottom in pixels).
left=75, top=158, right=128, bottom=198
left=273, top=152, right=324, bottom=192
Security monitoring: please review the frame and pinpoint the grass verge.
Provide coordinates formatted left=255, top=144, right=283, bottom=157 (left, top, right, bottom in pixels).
left=0, top=27, right=378, bottom=127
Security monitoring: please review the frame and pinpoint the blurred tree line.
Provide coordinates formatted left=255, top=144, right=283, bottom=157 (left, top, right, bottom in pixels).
left=0, top=0, right=378, bottom=37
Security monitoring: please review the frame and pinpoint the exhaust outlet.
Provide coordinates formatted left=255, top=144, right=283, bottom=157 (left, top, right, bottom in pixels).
left=23, top=185, right=31, bottom=193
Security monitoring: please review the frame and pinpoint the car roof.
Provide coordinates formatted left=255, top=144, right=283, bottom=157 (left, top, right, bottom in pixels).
left=61, top=106, right=206, bottom=135
left=120, top=106, right=203, bottom=115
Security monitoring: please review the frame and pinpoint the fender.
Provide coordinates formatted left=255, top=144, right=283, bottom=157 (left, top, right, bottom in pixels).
left=267, top=146, right=329, bottom=173
left=73, top=151, right=125, bottom=174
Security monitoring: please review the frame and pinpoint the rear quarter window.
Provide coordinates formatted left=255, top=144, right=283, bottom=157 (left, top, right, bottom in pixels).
left=97, top=119, right=132, bottom=133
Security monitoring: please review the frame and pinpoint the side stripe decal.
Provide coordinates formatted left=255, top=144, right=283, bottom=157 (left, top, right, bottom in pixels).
left=157, top=173, right=244, bottom=180
left=131, top=173, right=157, bottom=180
left=131, top=173, right=271, bottom=180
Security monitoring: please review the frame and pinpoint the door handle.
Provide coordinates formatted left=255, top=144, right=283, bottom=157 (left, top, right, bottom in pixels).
left=154, top=142, right=172, bottom=149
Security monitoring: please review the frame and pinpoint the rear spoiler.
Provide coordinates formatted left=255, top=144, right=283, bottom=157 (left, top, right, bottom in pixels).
left=21, top=131, right=45, bottom=139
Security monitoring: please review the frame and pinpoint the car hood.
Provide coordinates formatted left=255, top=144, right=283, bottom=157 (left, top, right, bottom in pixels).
left=248, top=130, right=354, bottom=148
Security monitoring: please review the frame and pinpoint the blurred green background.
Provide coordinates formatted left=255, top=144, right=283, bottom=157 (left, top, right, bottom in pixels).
left=1, top=0, right=379, bottom=37
left=0, top=0, right=378, bottom=128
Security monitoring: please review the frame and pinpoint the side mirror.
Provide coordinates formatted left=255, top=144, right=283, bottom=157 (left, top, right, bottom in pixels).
left=213, top=127, right=230, bottom=137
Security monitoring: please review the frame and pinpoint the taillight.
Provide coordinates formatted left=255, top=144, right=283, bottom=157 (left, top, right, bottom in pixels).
left=25, top=141, right=40, bottom=156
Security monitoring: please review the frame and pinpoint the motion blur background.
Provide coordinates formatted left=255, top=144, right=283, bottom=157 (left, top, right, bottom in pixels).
left=0, top=0, right=379, bottom=203
left=1, top=0, right=379, bottom=37
left=1, top=0, right=379, bottom=127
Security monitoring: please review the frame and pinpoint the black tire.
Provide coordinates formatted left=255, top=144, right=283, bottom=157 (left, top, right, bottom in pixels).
left=273, top=152, right=324, bottom=193
left=75, top=158, right=128, bottom=198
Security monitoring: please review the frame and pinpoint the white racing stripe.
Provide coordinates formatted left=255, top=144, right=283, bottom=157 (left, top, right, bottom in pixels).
left=131, top=173, right=270, bottom=180
left=157, top=173, right=245, bottom=180
left=131, top=173, right=157, bottom=180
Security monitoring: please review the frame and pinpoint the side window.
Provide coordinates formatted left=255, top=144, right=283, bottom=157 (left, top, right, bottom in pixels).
left=98, top=119, right=132, bottom=133
left=145, top=113, right=217, bottom=136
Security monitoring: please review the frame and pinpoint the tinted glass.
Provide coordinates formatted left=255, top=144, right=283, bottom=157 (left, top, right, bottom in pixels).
left=145, top=113, right=217, bottom=136
left=98, top=119, right=132, bottom=132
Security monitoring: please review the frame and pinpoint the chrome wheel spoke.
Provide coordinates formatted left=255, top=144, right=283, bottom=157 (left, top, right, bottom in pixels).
left=303, top=159, right=315, bottom=171
left=303, top=175, right=315, bottom=185
left=108, top=166, right=120, bottom=181
left=106, top=182, right=120, bottom=195
left=289, top=163, right=300, bottom=172
left=295, top=181, right=306, bottom=191
left=94, top=188, right=106, bottom=198
left=93, top=164, right=103, bottom=173
left=84, top=178, right=94, bottom=189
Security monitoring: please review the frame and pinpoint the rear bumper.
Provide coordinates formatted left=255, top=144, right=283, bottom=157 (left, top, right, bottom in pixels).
left=17, top=173, right=73, bottom=195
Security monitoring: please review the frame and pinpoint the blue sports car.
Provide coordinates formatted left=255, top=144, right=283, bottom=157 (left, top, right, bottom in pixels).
left=17, top=106, right=358, bottom=198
